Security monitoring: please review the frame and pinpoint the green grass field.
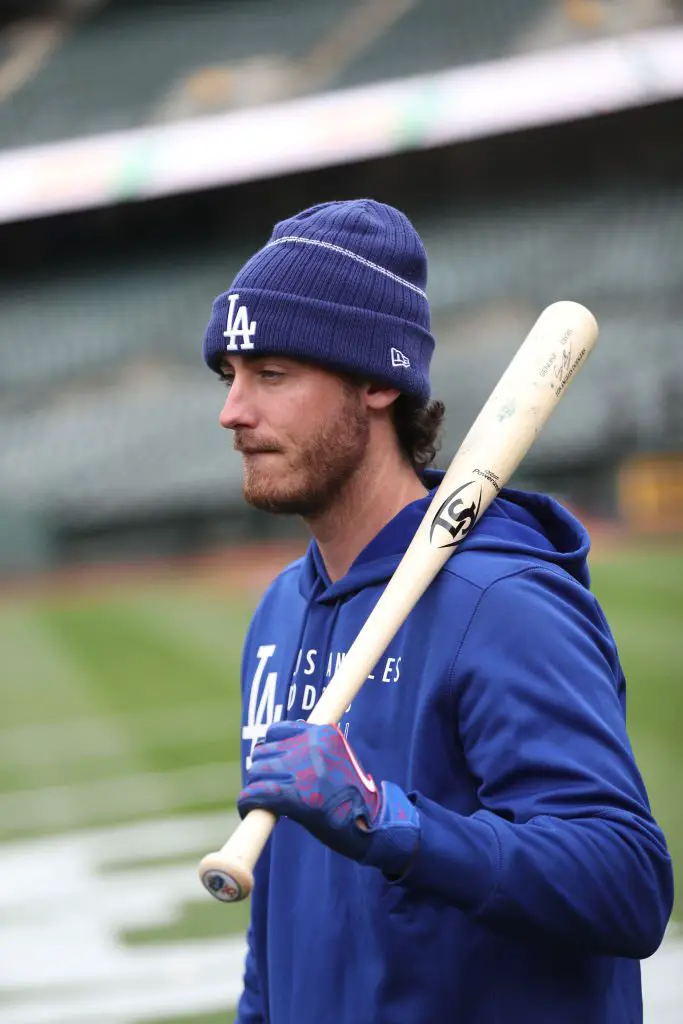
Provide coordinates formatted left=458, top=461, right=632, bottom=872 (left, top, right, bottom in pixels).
left=0, top=544, right=681, bottom=1022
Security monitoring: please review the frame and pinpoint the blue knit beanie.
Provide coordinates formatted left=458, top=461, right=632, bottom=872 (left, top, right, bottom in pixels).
left=202, top=199, right=435, bottom=405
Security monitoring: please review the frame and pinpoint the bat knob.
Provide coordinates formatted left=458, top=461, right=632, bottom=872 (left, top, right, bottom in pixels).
left=198, top=852, right=254, bottom=903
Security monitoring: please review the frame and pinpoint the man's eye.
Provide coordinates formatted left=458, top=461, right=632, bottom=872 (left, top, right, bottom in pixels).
left=219, top=375, right=234, bottom=388
left=260, top=369, right=284, bottom=381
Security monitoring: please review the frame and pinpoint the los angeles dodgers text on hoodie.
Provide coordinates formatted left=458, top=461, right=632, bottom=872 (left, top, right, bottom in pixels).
left=235, top=471, right=673, bottom=1024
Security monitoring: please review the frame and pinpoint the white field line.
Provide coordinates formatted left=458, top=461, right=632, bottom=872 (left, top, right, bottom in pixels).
left=0, top=761, right=242, bottom=833
left=0, top=809, right=241, bottom=876
left=0, top=812, right=246, bottom=1023
left=0, top=813, right=680, bottom=1024
left=0, top=950, right=245, bottom=1024
left=0, top=957, right=245, bottom=1024
left=642, top=924, right=683, bottom=1021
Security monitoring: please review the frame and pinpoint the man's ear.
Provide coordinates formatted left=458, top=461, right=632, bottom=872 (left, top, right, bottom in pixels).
left=363, top=381, right=401, bottom=411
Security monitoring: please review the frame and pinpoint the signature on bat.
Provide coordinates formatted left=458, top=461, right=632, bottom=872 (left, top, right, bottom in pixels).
left=554, top=347, right=572, bottom=382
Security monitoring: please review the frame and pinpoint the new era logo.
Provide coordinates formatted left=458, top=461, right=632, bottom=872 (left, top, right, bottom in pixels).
left=391, top=347, right=410, bottom=369
left=224, top=294, right=256, bottom=351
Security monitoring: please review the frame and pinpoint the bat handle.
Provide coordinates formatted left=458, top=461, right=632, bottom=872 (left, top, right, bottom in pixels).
left=198, top=807, right=276, bottom=902
left=198, top=677, right=358, bottom=902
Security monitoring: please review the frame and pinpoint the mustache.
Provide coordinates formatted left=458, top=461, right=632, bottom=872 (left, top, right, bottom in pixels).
left=233, top=435, right=283, bottom=455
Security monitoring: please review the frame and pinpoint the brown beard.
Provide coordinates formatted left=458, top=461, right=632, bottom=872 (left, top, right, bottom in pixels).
left=238, top=385, right=370, bottom=517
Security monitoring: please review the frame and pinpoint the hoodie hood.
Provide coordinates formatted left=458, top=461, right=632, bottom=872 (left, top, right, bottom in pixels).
left=300, top=469, right=591, bottom=603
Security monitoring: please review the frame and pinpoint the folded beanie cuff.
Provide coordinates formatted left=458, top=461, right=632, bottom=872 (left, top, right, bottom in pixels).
left=203, top=288, right=434, bottom=405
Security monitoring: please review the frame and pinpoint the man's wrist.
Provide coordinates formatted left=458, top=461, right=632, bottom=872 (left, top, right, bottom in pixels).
left=361, top=781, right=421, bottom=877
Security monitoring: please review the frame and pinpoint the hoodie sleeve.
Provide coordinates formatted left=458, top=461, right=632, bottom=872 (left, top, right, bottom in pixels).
left=397, top=567, right=674, bottom=959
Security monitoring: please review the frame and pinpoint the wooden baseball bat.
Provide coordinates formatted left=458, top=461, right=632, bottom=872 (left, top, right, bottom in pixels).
left=198, top=299, right=599, bottom=903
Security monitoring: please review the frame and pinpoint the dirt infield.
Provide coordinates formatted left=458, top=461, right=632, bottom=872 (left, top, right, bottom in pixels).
left=0, top=540, right=309, bottom=604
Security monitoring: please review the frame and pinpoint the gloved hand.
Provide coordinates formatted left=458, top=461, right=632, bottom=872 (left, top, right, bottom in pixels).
left=238, top=720, right=420, bottom=878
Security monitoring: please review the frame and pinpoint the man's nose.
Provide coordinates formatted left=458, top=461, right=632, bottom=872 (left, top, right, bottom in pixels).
left=219, top=378, right=257, bottom=431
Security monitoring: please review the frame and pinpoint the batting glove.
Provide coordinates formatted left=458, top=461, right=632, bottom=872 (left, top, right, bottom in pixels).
left=238, top=721, right=420, bottom=878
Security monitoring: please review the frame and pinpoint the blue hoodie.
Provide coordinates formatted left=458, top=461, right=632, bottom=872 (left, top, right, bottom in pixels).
left=235, top=472, right=673, bottom=1024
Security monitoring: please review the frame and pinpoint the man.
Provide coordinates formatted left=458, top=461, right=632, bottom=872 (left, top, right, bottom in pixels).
left=202, top=199, right=673, bottom=1023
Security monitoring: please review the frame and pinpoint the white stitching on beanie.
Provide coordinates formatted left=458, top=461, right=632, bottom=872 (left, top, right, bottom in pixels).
left=263, top=235, right=428, bottom=300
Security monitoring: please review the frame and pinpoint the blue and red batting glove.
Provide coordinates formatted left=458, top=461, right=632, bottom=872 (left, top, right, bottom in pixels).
left=238, top=721, right=420, bottom=878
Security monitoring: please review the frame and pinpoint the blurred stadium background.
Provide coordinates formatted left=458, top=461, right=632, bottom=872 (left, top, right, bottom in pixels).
left=0, top=1, right=682, bottom=1021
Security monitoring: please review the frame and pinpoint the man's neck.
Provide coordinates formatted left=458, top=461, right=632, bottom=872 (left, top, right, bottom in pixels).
left=305, top=453, right=429, bottom=583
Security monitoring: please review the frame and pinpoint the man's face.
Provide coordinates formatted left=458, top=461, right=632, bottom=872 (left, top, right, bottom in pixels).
left=218, top=355, right=370, bottom=516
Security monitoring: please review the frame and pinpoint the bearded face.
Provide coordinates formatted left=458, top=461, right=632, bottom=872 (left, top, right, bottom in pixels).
left=220, top=357, right=371, bottom=518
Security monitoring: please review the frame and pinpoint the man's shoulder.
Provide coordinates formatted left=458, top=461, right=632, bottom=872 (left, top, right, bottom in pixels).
left=253, top=554, right=306, bottom=613
left=438, top=546, right=582, bottom=597
left=271, top=553, right=306, bottom=583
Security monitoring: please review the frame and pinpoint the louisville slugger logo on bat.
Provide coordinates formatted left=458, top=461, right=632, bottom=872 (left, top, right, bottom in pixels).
left=429, top=467, right=502, bottom=549
left=429, top=481, right=483, bottom=549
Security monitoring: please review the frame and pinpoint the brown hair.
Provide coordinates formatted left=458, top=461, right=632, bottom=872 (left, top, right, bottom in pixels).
left=392, top=394, right=446, bottom=468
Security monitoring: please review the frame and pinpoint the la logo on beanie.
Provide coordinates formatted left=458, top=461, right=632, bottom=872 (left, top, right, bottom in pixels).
left=223, top=293, right=256, bottom=351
